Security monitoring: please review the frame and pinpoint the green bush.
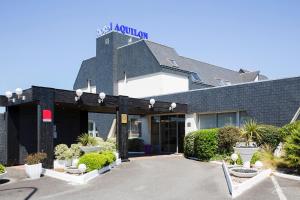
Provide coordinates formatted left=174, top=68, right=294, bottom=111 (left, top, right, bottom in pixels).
left=0, top=164, right=6, bottom=174
left=194, top=129, right=218, bottom=161
left=78, top=153, right=106, bottom=172
left=257, top=125, right=281, bottom=151
left=279, top=121, right=300, bottom=141
left=101, top=151, right=116, bottom=166
left=284, top=125, right=300, bottom=171
left=184, top=132, right=197, bottom=157
left=217, top=126, right=241, bottom=154
left=250, top=151, right=261, bottom=164
left=128, top=138, right=144, bottom=152
left=70, top=144, right=81, bottom=158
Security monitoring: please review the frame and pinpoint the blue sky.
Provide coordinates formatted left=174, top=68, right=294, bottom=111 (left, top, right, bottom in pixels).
left=0, top=0, right=300, bottom=97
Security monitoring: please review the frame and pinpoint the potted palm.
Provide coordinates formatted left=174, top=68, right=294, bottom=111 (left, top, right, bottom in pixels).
left=54, top=144, right=73, bottom=170
left=234, top=120, right=261, bottom=168
left=0, top=164, right=7, bottom=179
left=77, top=133, right=100, bottom=153
left=24, top=152, right=47, bottom=179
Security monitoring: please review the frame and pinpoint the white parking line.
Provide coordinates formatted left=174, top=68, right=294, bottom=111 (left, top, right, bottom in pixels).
left=271, top=176, right=287, bottom=200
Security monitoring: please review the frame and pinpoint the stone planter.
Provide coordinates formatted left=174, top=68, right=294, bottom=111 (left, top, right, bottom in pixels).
left=71, top=158, right=79, bottom=167
left=25, top=163, right=43, bottom=179
left=80, top=146, right=101, bottom=153
left=229, top=167, right=258, bottom=178
left=234, top=147, right=258, bottom=168
left=0, top=171, right=7, bottom=179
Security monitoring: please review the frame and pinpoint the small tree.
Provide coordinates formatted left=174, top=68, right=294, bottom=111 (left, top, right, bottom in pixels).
left=284, top=126, right=300, bottom=171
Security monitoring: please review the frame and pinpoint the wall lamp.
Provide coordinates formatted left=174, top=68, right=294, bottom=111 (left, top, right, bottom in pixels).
left=75, top=89, right=83, bottom=102
left=5, top=88, right=26, bottom=103
left=169, top=102, right=176, bottom=111
left=149, top=98, right=155, bottom=109
left=98, top=92, right=106, bottom=104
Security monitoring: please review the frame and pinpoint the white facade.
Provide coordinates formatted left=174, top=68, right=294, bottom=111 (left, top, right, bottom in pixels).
left=117, top=72, right=189, bottom=98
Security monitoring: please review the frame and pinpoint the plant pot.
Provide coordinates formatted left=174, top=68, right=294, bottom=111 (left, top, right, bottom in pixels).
left=0, top=171, right=7, bottom=179
left=72, top=158, right=79, bottom=167
left=25, top=163, right=42, bottom=179
left=54, top=159, right=72, bottom=170
left=80, top=146, right=101, bottom=153
left=114, top=152, right=119, bottom=159
left=234, top=147, right=258, bottom=168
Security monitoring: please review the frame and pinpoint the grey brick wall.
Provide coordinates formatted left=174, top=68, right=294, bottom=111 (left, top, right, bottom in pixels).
left=0, top=113, right=7, bottom=164
left=154, top=77, right=300, bottom=127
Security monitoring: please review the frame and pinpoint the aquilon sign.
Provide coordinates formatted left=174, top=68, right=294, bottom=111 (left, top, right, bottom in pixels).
left=97, top=22, right=148, bottom=39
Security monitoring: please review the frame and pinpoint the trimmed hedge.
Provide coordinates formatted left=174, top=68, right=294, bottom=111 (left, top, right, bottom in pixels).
left=257, top=125, right=281, bottom=151
left=217, top=126, right=241, bottom=154
left=78, top=153, right=107, bottom=172
left=101, top=151, right=116, bottom=166
left=184, top=132, right=197, bottom=157
left=0, top=164, right=5, bottom=174
left=284, top=125, right=300, bottom=170
left=194, top=129, right=219, bottom=161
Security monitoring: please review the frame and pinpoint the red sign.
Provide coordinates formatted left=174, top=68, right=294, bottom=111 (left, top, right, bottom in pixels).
left=42, top=110, right=52, bottom=122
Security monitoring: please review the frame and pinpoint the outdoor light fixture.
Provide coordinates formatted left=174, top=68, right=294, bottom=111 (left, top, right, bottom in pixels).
left=75, top=89, right=83, bottom=102
left=98, top=92, right=106, bottom=103
left=149, top=98, right=155, bottom=108
left=169, top=102, right=176, bottom=111
left=5, top=91, right=15, bottom=103
left=231, top=153, right=238, bottom=166
left=15, top=88, right=26, bottom=100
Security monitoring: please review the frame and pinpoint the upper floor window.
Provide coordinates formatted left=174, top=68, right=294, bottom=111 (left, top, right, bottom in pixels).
left=168, top=59, right=178, bottom=67
left=105, top=38, right=110, bottom=45
left=191, top=72, right=201, bottom=82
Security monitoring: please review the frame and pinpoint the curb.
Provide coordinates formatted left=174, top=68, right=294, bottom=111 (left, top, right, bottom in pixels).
left=273, top=171, right=300, bottom=181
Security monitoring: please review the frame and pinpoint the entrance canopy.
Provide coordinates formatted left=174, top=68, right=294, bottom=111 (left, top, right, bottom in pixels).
left=0, top=86, right=187, bottom=167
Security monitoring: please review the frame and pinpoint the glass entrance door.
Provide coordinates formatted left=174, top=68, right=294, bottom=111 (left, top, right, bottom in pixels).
left=151, top=115, right=185, bottom=154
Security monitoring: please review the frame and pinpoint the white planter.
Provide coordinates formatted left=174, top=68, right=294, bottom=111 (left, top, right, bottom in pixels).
left=54, top=159, right=72, bottom=169
left=234, top=147, right=258, bottom=168
left=0, top=171, right=7, bottom=179
left=114, top=152, right=119, bottom=159
left=25, top=163, right=42, bottom=179
left=80, top=146, right=101, bottom=153
left=72, top=158, right=79, bottom=167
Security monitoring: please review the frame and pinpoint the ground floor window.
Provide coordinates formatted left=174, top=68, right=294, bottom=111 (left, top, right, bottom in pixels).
left=88, top=120, right=99, bottom=137
left=128, top=116, right=142, bottom=138
left=198, top=111, right=250, bottom=129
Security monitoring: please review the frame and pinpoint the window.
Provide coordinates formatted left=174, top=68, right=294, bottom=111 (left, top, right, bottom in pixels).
left=88, top=121, right=99, bottom=137
left=168, top=59, right=178, bottom=67
left=129, top=118, right=142, bottom=138
left=199, top=114, right=217, bottom=129
left=239, top=111, right=251, bottom=127
left=224, top=81, right=231, bottom=86
left=199, top=112, right=237, bottom=129
left=191, top=72, right=201, bottom=82
left=217, top=113, right=236, bottom=127
left=105, top=38, right=109, bottom=45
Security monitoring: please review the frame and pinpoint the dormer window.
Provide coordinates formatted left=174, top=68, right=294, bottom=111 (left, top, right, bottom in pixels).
left=191, top=72, right=201, bottom=82
left=216, top=78, right=231, bottom=86
left=168, top=59, right=178, bottom=67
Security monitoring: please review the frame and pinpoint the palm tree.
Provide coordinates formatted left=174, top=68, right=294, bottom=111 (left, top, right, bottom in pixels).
left=242, top=120, right=262, bottom=146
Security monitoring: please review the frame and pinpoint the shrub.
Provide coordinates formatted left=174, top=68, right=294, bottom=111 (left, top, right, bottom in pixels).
left=184, top=132, right=197, bottom=157
left=54, top=144, right=73, bottom=160
left=96, top=137, right=116, bottom=152
left=77, top=133, right=97, bottom=146
left=0, top=164, right=5, bottom=174
left=70, top=144, right=81, bottom=158
left=106, top=137, right=116, bottom=145
left=256, top=125, right=281, bottom=151
left=78, top=153, right=106, bottom=172
left=101, top=151, right=116, bottom=166
left=128, top=138, right=144, bottom=152
left=251, top=151, right=261, bottom=165
left=279, top=120, right=300, bottom=141
left=25, top=152, right=47, bottom=165
left=284, top=126, right=300, bottom=171
left=194, top=129, right=218, bottom=161
left=217, top=126, right=241, bottom=154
